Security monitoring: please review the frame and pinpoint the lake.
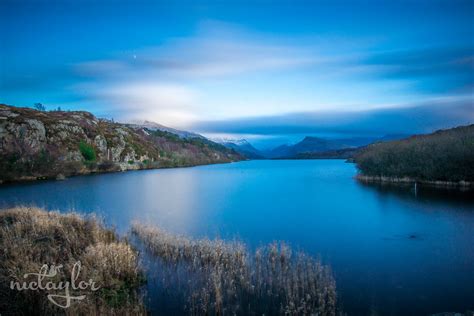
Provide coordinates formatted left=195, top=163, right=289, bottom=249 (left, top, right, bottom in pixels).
left=1, top=160, right=473, bottom=315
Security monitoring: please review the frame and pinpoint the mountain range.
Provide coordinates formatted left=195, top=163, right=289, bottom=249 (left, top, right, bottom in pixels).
left=126, top=123, right=409, bottom=160
left=220, top=134, right=409, bottom=159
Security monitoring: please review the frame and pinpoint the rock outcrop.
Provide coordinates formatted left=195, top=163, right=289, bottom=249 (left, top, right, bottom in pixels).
left=0, top=104, right=243, bottom=182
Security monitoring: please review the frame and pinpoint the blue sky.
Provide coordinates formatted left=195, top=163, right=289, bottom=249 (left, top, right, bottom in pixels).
left=1, top=0, right=473, bottom=147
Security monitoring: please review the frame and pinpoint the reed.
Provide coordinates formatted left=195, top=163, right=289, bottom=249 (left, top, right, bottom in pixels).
left=0, top=207, right=145, bottom=315
left=0, top=207, right=339, bottom=315
left=132, top=223, right=337, bottom=315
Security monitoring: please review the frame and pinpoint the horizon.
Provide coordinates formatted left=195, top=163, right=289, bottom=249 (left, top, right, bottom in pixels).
left=1, top=0, right=473, bottom=147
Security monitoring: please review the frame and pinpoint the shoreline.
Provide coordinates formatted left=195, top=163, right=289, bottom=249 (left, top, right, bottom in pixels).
left=355, top=174, right=473, bottom=189
left=0, top=159, right=242, bottom=186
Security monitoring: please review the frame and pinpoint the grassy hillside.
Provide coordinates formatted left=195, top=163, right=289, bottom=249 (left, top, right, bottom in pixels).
left=0, top=104, right=243, bottom=182
left=353, top=125, right=474, bottom=183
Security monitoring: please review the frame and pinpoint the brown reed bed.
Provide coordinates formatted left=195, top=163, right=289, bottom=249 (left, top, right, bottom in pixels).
left=0, top=207, right=145, bottom=315
left=0, top=207, right=339, bottom=315
left=132, top=222, right=338, bottom=315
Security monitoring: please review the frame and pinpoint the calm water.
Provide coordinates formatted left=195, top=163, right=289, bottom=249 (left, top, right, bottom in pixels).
left=1, top=160, right=473, bottom=315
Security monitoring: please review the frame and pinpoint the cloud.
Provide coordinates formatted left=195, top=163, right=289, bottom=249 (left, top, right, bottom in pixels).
left=73, top=27, right=473, bottom=103
left=73, top=81, right=199, bottom=125
left=134, top=40, right=317, bottom=78
left=73, top=22, right=326, bottom=81
left=361, top=47, right=474, bottom=93
left=190, top=98, right=474, bottom=136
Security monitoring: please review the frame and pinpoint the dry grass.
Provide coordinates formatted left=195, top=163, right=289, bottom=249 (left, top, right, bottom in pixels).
left=0, top=207, right=145, bottom=315
left=0, top=207, right=339, bottom=315
left=132, top=223, right=338, bottom=316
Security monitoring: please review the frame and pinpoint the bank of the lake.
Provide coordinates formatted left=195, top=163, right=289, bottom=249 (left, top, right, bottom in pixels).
left=353, top=124, right=474, bottom=186
left=355, top=174, right=474, bottom=189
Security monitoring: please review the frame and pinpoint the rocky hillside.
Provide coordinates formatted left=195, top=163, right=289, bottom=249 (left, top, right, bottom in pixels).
left=0, top=104, right=243, bottom=183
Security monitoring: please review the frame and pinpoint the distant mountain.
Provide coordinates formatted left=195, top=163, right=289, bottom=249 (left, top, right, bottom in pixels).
left=291, top=136, right=346, bottom=154
left=264, top=144, right=292, bottom=158
left=212, top=138, right=263, bottom=159
left=264, top=136, right=370, bottom=158
left=127, top=120, right=206, bottom=140
left=220, top=139, right=264, bottom=159
left=265, top=135, right=409, bottom=159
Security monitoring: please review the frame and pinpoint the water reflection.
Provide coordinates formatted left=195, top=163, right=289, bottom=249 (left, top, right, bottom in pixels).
left=357, top=180, right=474, bottom=209
left=0, top=160, right=473, bottom=316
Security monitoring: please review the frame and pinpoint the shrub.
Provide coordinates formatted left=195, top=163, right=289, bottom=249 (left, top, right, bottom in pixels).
left=79, top=140, right=97, bottom=162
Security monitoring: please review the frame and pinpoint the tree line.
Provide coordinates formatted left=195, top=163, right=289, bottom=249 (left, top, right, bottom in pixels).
left=354, top=125, right=474, bottom=182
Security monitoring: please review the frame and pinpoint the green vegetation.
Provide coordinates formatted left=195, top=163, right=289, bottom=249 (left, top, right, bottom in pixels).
left=149, top=129, right=182, bottom=142
left=0, top=150, right=84, bottom=182
left=132, top=223, right=338, bottom=315
left=0, top=207, right=145, bottom=315
left=79, top=140, right=97, bottom=161
left=354, top=125, right=474, bottom=182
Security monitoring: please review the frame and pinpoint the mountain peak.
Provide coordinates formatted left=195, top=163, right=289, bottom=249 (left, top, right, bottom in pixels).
left=126, top=120, right=205, bottom=140
left=217, top=138, right=264, bottom=159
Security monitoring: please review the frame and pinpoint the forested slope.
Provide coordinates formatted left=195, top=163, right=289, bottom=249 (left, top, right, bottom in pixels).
left=354, top=125, right=474, bottom=183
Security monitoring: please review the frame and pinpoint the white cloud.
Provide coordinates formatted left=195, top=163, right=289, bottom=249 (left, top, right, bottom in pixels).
left=74, top=81, right=199, bottom=126
left=74, top=24, right=325, bottom=80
